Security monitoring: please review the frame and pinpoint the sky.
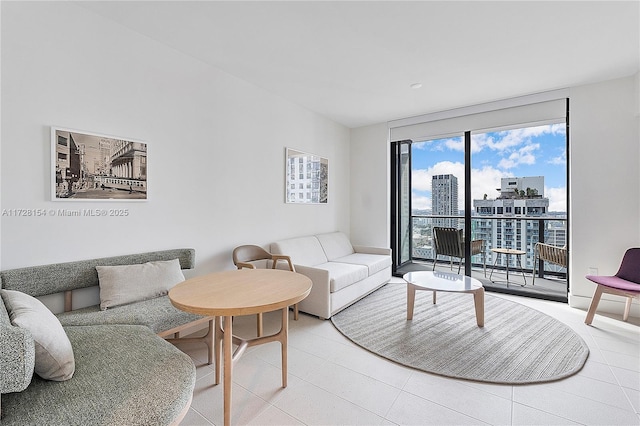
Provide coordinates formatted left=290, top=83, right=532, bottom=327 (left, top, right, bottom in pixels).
left=411, top=123, right=567, bottom=213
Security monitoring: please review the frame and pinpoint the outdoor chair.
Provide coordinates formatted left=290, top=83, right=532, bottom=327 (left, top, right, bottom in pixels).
left=432, top=227, right=486, bottom=275
left=232, top=244, right=298, bottom=336
left=533, top=242, right=567, bottom=285
left=584, top=247, right=640, bottom=325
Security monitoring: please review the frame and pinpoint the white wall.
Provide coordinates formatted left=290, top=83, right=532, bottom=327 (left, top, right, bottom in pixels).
left=568, top=75, right=640, bottom=316
left=351, top=74, right=640, bottom=317
left=1, top=2, right=350, bottom=277
left=349, top=123, right=390, bottom=248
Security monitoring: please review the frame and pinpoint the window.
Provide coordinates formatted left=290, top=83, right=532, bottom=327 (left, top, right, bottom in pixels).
left=390, top=94, right=569, bottom=302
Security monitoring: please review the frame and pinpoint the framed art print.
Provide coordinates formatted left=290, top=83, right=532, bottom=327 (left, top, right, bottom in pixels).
left=51, top=127, right=148, bottom=201
left=285, top=148, right=328, bottom=204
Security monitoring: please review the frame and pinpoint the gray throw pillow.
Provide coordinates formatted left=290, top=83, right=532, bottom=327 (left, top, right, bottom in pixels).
left=1, top=289, right=75, bottom=381
left=97, top=258, right=185, bottom=310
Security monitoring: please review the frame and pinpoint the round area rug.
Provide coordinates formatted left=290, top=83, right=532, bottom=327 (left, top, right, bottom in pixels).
left=331, top=284, right=589, bottom=384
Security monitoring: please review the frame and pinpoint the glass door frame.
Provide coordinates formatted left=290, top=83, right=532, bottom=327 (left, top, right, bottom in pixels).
left=390, top=100, right=570, bottom=302
left=390, top=140, right=412, bottom=274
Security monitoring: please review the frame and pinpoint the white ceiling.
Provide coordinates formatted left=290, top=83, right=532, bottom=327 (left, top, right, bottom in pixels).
left=80, top=1, right=639, bottom=129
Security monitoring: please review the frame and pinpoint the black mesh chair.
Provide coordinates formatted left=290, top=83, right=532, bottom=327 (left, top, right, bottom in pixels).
left=433, top=227, right=485, bottom=275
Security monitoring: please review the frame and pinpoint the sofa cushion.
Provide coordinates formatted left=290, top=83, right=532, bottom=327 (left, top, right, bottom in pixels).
left=271, top=236, right=328, bottom=266
left=0, top=324, right=195, bottom=426
left=316, top=232, right=354, bottom=261
left=97, top=258, right=185, bottom=310
left=1, top=289, right=75, bottom=381
left=57, top=295, right=204, bottom=334
left=314, top=262, right=368, bottom=292
left=0, top=297, right=36, bottom=393
left=334, top=253, right=393, bottom=276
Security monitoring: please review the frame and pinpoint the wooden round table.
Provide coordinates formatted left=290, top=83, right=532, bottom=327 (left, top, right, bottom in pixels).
left=169, top=269, right=312, bottom=426
left=489, top=248, right=527, bottom=287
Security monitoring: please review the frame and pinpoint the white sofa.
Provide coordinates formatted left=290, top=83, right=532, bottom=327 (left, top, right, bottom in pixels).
left=270, top=232, right=391, bottom=319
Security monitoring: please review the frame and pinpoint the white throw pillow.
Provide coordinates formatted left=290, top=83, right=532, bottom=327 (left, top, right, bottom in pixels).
left=97, top=258, right=185, bottom=310
left=1, top=289, right=75, bottom=381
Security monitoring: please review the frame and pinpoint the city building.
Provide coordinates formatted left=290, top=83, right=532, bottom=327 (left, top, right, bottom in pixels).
left=473, top=176, right=562, bottom=269
left=110, top=141, right=147, bottom=181
left=54, top=131, right=81, bottom=197
left=432, top=174, right=459, bottom=228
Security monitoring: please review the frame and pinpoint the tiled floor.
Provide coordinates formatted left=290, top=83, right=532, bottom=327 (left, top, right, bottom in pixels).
left=175, top=278, right=640, bottom=425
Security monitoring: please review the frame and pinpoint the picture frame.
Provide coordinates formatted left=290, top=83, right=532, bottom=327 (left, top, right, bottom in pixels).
left=285, top=147, right=328, bottom=204
left=51, top=127, right=148, bottom=201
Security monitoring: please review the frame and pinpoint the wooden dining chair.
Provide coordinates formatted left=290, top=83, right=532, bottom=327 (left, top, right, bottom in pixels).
left=232, top=245, right=298, bottom=337
left=585, top=247, right=640, bottom=325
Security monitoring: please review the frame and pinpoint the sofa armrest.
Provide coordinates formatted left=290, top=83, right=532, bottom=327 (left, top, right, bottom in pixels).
left=352, top=245, right=392, bottom=256
left=0, top=325, right=35, bottom=394
left=294, top=265, right=330, bottom=289
left=292, top=265, right=331, bottom=319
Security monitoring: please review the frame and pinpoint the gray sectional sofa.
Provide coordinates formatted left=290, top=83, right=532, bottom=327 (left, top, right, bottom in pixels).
left=270, top=232, right=392, bottom=319
left=0, top=249, right=211, bottom=425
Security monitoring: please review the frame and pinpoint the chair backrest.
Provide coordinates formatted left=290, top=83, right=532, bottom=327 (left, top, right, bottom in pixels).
left=616, top=248, right=640, bottom=284
left=536, top=243, right=567, bottom=268
left=433, top=227, right=464, bottom=258
left=232, top=245, right=271, bottom=267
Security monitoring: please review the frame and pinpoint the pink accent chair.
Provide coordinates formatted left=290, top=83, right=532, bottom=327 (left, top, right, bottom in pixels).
left=585, top=248, right=640, bottom=325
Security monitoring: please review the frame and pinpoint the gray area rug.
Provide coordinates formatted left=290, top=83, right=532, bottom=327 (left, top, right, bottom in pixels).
left=331, top=283, right=589, bottom=384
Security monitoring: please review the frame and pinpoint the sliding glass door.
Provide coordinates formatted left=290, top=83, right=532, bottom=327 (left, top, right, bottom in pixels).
left=390, top=99, right=569, bottom=302
left=390, top=141, right=412, bottom=273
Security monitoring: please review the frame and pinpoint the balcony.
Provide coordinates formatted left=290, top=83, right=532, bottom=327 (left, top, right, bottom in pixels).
left=397, top=215, right=568, bottom=302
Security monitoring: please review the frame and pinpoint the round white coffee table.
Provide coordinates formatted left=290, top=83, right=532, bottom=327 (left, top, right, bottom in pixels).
left=403, top=271, right=484, bottom=327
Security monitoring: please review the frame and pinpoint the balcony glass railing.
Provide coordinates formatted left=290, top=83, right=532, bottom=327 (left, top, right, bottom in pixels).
left=411, top=215, right=567, bottom=278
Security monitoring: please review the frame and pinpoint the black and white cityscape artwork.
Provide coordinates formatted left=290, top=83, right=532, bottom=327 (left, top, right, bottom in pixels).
left=52, top=128, right=148, bottom=201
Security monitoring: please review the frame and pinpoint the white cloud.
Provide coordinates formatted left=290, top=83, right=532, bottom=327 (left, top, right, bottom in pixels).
left=497, top=143, right=540, bottom=169
left=471, top=124, right=564, bottom=156
left=444, top=138, right=464, bottom=152
left=412, top=168, right=433, bottom=192
left=412, top=162, right=511, bottom=211
left=412, top=194, right=430, bottom=210
left=545, top=186, right=567, bottom=212
left=548, top=149, right=566, bottom=165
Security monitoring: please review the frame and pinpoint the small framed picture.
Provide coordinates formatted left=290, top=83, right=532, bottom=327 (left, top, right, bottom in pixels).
left=285, top=147, right=328, bottom=204
left=51, top=127, right=148, bottom=201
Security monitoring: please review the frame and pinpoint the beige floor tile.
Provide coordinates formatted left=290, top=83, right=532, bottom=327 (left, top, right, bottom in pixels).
left=177, top=286, right=639, bottom=425
left=386, top=391, right=486, bottom=425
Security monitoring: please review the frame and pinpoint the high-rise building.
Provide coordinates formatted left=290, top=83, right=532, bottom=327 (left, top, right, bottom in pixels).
left=432, top=174, right=459, bottom=229
left=473, top=176, right=554, bottom=269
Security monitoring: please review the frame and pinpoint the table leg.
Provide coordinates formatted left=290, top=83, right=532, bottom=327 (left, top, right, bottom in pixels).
left=473, top=288, right=485, bottom=327
left=489, top=253, right=499, bottom=281
left=505, top=254, right=510, bottom=287
left=214, top=316, right=223, bottom=385
left=407, top=283, right=416, bottom=320
left=516, top=255, right=527, bottom=286
left=223, top=315, right=233, bottom=426
left=281, top=307, right=289, bottom=388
